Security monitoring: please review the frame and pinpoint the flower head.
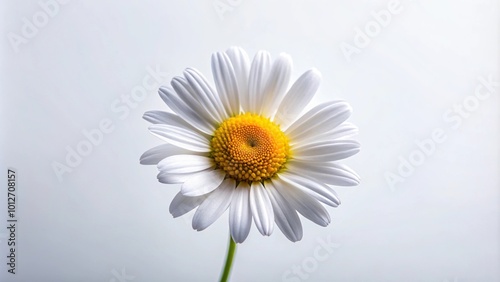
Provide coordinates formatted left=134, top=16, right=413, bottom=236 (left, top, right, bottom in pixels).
left=141, top=47, right=360, bottom=243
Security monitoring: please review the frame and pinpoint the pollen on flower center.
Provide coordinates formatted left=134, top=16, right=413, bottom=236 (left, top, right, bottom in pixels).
left=210, top=113, right=290, bottom=182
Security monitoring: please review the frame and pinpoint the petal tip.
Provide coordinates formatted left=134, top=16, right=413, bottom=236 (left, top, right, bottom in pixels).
left=309, top=67, right=321, bottom=76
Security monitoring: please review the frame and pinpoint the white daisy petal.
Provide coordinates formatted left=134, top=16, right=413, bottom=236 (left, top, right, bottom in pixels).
left=286, top=101, right=352, bottom=144
left=170, top=76, right=217, bottom=125
left=169, top=192, right=208, bottom=218
left=288, top=161, right=360, bottom=186
left=140, top=144, right=196, bottom=165
left=230, top=182, right=252, bottom=243
left=249, top=182, right=274, bottom=236
left=279, top=172, right=341, bottom=207
left=248, top=50, right=271, bottom=113
left=143, top=110, right=205, bottom=137
left=273, top=177, right=331, bottom=227
left=158, top=86, right=215, bottom=135
left=149, top=124, right=210, bottom=152
left=158, top=85, right=175, bottom=106
left=265, top=180, right=303, bottom=242
left=184, top=68, right=228, bottom=122
left=192, top=178, right=236, bottom=231
left=225, top=47, right=250, bottom=112
left=143, top=110, right=176, bottom=124
left=274, top=69, right=321, bottom=129
left=211, top=52, right=240, bottom=116
left=293, top=140, right=360, bottom=162
left=181, top=169, right=226, bottom=197
left=261, top=53, right=293, bottom=118
left=323, top=122, right=359, bottom=140
left=300, top=123, right=358, bottom=145
left=157, top=155, right=213, bottom=174
left=157, top=168, right=211, bottom=184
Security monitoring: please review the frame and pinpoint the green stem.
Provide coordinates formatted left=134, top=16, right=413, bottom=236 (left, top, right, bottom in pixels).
left=219, top=235, right=237, bottom=282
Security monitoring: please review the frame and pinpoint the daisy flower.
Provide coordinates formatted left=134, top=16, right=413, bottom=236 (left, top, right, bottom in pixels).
left=140, top=47, right=360, bottom=244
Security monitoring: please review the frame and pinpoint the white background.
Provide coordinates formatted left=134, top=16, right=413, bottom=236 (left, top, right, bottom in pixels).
left=0, top=0, right=499, bottom=281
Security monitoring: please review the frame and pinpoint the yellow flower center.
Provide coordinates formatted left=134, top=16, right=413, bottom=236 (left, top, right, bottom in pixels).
left=211, top=113, right=290, bottom=182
